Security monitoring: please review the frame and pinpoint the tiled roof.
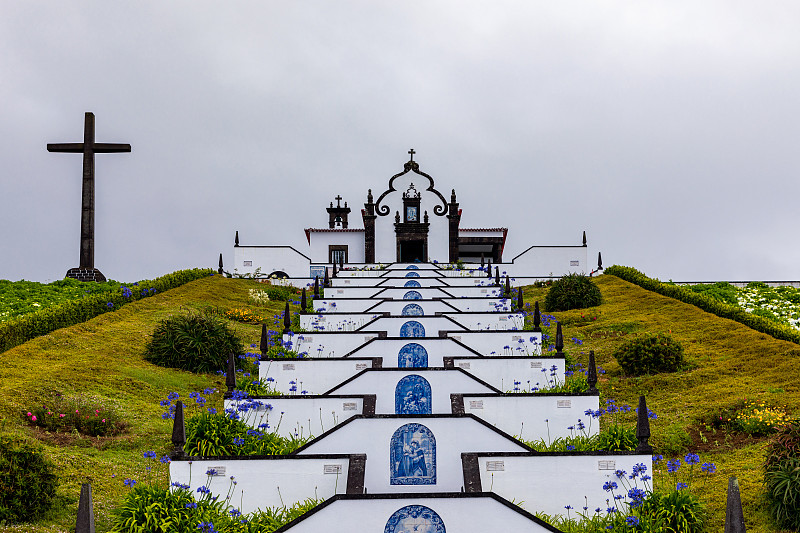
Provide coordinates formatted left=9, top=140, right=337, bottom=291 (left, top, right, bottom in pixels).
left=305, top=228, right=365, bottom=232
left=459, top=228, right=508, bottom=232
left=304, top=227, right=365, bottom=243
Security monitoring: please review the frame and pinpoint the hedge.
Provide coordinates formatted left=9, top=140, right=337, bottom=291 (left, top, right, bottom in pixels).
left=603, top=265, right=800, bottom=345
left=0, top=268, right=214, bottom=353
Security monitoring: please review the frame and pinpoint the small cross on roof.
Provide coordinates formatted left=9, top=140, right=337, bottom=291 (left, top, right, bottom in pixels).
left=408, top=148, right=415, bottom=161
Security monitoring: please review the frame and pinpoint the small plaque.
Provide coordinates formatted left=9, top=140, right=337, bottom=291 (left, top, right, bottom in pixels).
left=486, top=461, right=505, bottom=471
left=337, top=289, right=344, bottom=294
left=310, top=266, right=326, bottom=280
left=598, top=460, right=616, bottom=470
left=355, top=363, right=368, bottom=371
left=303, top=337, right=313, bottom=343
left=480, top=289, right=487, bottom=293
left=469, top=400, right=484, bottom=409
left=451, top=335, right=461, bottom=341
left=208, top=466, right=226, bottom=476
left=316, top=316, right=327, bottom=322
left=282, top=363, right=295, bottom=370
left=557, top=399, right=572, bottom=408
left=342, top=402, right=358, bottom=411
left=570, top=260, right=580, bottom=266
left=512, top=336, right=522, bottom=342
left=324, top=464, right=343, bottom=474
left=243, top=261, right=252, bottom=267
left=457, top=362, right=471, bottom=369
left=344, top=280, right=351, bottom=284
left=365, top=336, right=375, bottom=342
left=530, top=361, right=542, bottom=368
left=499, top=316, right=507, bottom=321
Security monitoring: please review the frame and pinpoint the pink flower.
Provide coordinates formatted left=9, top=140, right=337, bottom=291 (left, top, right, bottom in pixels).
left=27, top=412, right=32, bottom=417
left=32, top=415, right=37, bottom=421
left=59, top=414, right=65, bottom=418
left=102, top=419, right=106, bottom=423
left=75, top=409, right=79, bottom=413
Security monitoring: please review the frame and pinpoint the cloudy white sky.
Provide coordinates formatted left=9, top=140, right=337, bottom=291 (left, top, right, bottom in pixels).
left=2, top=2, right=798, bottom=283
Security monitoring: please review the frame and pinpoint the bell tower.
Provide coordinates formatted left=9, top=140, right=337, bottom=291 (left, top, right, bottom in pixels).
left=326, top=195, right=350, bottom=228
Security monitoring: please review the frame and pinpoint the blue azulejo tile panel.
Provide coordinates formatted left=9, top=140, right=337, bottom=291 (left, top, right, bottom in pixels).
left=389, top=423, right=436, bottom=485
left=395, top=375, right=432, bottom=414
left=384, top=505, right=445, bottom=533
left=398, top=342, right=428, bottom=367
left=405, top=265, right=419, bottom=269
left=403, top=290, right=422, bottom=300
left=401, top=303, right=424, bottom=316
left=404, top=279, right=421, bottom=288
left=405, top=272, right=420, bottom=278
left=399, top=320, right=426, bottom=338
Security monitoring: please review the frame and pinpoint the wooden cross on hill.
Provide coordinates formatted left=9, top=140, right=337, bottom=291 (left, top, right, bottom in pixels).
left=48, top=112, right=131, bottom=282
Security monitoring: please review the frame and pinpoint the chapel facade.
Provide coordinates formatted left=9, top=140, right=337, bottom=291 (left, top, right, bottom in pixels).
left=304, top=155, right=506, bottom=265
left=232, top=152, right=588, bottom=279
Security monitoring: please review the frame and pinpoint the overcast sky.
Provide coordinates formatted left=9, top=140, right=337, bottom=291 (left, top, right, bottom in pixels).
left=2, top=2, right=799, bottom=283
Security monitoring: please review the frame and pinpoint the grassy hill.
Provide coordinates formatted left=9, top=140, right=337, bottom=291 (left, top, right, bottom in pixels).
left=1, top=274, right=798, bottom=532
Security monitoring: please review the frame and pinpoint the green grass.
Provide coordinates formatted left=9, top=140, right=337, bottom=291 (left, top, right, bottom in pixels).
left=524, top=275, right=800, bottom=532
left=3, top=273, right=800, bottom=531
left=0, top=276, right=291, bottom=532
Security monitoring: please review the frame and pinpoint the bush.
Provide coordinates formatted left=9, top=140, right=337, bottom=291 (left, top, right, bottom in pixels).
left=144, top=311, right=243, bottom=373
left=684, top=281, right=739, bottom=305
left=0, top=268, right=214, bottom=353
left=765, top=420, right=800, bottom=471
left=765, top=457, right=800, bottom=530
left=544, top=273, right=602, bottom=312
left=612, top=333, right=686, bottom=376
left=25, top=393, right=128, bottom=437
left=264, top=285, right=302, bottom=302
left=604, top=265, right=800, bottom=344
left=637, top=489, right=707, bottom=533
left=596, top=424, right=637, bottom=452
left=0, top=436, right=58, bottom=524
left=763, top=421, right=800, bottom=529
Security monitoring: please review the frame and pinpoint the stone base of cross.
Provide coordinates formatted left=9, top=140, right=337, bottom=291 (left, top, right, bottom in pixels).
left=66, top=267, right=107, bottom=283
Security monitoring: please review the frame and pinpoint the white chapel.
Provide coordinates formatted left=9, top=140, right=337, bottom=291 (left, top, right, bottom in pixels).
left=232, top=152, right=589, bottom=279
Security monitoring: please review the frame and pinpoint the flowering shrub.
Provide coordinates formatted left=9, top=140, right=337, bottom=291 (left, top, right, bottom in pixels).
left=248, top=288, right=271, bottom=305
left=699, top=398, right=792, bottom=436
left=24, top=393, right=128, bottom=437
left=144, top=311, right=244, bottom=373
left=0, top=436, right=58, bottom=524
left=763, top=420, right=800, bottom=529
left=537, top=455, right=712, bottom=532
left=522, top=399, right=654, bottom=452
left=734, top=400, right=792, bottom=436
left=0, top=268, right=214, bottom=353
left=224, top=308, right=265, bottom=324
left=737, top=282, right=800, bottom=330
left=0, top=278, right=126, bottom=322
left=604, top=265, right=800, bottom=343
left=261, top=285, right=303, bottom=303
left=159, top=388, right=308, bottom=456
left=185, top=411, right=308, bottom=456
left=112, top=452, right=321, bottom=533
